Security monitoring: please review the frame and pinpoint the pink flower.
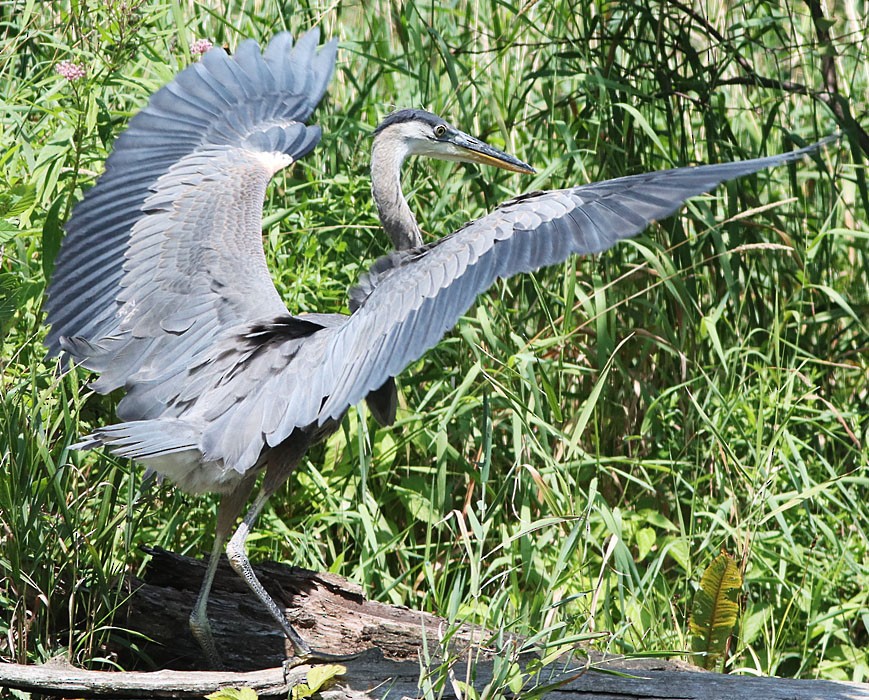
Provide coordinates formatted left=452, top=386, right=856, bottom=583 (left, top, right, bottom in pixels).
left=55, top=60, right=86, bottom=81
left=190, top=39, right=214, bottom=56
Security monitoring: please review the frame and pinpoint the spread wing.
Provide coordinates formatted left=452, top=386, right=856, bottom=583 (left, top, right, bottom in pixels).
left=44, top=30, right=337, bottom=410
left=183, top=137, right=830, bottom=470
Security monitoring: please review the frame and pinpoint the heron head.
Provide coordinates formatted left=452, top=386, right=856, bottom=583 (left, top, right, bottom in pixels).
left=373, top=109, right=535, bottom=174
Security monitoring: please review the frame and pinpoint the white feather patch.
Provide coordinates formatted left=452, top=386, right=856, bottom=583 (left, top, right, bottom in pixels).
left=252, top=150, right=295, bottom=175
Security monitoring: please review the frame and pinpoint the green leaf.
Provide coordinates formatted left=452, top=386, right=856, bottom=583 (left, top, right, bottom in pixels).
left=809, top=283, right=869, bottom=334
left=0, top=220, right=18, bottom=245
left=699, top=302, right=728, bottom=370
left=0, top=273, right=22, bottom=326
left=615, top=102, right=673, bottom=162
left=205, top=687, right=258, bottom=700
left=506, top=662, right=525, bottom=694
left=635, top=527, right=656, bottom=560
left=42, top=195, right=65, bottom=281
left=689, top=552, right=742, bottom=670
left=741, top=602, right=772, bottom=647
left=0, top=183, right=36, bottom=217
left=291, top=664, right=346, bottom=700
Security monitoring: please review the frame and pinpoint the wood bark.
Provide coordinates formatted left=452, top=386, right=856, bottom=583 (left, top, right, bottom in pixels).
left=4, top=649, right=868, bottom=700
left=115, top=546, right=497, bottom=670
left=2, top=548, right=867, bottom=700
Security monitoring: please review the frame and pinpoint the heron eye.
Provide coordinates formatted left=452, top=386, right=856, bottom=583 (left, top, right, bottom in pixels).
left=434, top=124, right=447, bottom=138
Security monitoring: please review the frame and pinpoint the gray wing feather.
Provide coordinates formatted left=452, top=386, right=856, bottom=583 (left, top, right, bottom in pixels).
left=273, top=138, right=832, bottom=444
left=81, top=129, right=831, bottom=477
left=45, top=29, right=336, bottom=367
left=46, top=31, right=337, bottom=424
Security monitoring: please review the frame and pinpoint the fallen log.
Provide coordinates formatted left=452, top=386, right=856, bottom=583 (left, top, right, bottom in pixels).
left=2, top=548, right=866, bottom=700
left=3, top=650, right=868, bottom=700
left=115, top=546, right=498, bottom=670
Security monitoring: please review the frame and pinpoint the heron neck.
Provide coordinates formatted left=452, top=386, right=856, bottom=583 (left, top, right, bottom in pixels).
left=371, top=138, right=423, bottom=250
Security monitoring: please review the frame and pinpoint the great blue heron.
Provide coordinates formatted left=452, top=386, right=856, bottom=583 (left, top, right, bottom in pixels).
left=45, top=29, right=833, bottom=667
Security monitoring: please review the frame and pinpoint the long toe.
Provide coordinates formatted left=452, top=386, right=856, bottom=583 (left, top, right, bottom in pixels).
left=284, top=647, right=366, bottom=669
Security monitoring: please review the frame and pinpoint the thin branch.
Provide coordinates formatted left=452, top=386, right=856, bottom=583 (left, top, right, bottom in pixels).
left=0, top=661, right=293, bottom=698
left=662, top=0, right=868, bottom=155
left=805, top=0, right=869, bottom=155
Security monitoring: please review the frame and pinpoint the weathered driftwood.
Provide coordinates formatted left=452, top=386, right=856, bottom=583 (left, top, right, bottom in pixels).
left=115, top=547, right=497, bottom=670
left=2, top=548, right=867, bottom=700
left=3, top=650, right=869, bottom=700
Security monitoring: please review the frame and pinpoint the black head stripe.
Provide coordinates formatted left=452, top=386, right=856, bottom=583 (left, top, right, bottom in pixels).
left=374, top=108, right=445, bottom=135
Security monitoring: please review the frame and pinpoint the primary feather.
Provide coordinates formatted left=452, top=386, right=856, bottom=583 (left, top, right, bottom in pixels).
left=45, top=30, right=335, bottom=396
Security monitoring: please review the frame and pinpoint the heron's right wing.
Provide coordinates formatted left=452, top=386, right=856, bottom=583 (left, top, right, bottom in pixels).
left=94, top=137, right=834, bottom=474
left=213, top=137, right=831, bottom=466
left=45, top=31, right=336, bottom=412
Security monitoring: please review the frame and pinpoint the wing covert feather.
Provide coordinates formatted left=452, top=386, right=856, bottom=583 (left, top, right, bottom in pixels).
left=242, top=138, right=830, bottom=455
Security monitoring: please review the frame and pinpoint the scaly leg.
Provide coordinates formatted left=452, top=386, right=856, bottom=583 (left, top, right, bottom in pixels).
left=225, top=451, right=358, bottom=662
left=189, top=476, right=256, bottom=668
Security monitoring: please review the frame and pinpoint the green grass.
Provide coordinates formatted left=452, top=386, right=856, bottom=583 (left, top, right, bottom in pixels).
left=2, top=0, right=868, bottom=686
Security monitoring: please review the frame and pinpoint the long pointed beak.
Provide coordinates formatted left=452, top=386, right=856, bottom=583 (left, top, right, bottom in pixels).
left=449, top=132, right=536, bottom=174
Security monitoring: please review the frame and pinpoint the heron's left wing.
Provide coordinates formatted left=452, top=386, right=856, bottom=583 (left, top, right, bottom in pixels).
left=192, top=137, right=831, bottom=468
left=45, top=31, right=336, bottom=418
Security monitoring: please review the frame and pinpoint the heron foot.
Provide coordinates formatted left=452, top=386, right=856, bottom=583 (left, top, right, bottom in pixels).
left=189, top=608, right=224, bottom=670
left=283, top=647, right=364, bottom=675
left=301, top=647, right=364, bottom=664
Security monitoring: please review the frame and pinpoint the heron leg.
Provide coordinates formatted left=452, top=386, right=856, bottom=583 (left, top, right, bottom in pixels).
left=189, top=476, right=256, bottom=669
left=225, top=484, right=317, bottom=658
left=225, top=452, right=358, bottom=662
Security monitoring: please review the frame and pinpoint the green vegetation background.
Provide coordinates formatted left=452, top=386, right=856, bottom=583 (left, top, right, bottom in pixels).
left=1, top=0, right=867, bottom=683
